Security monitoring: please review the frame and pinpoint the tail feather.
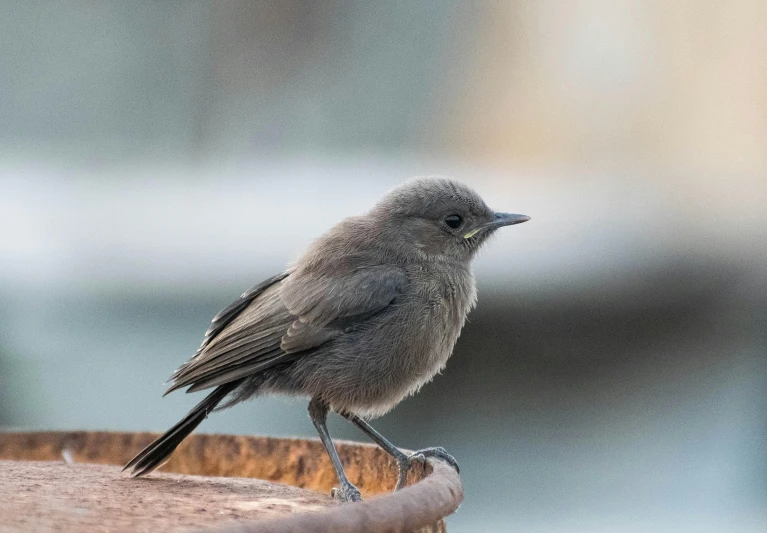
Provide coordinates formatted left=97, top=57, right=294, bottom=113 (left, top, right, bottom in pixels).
left=123, top=381, right=240, bottom=477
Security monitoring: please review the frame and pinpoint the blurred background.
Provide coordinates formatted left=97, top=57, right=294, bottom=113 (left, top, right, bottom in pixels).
left=1, top=1, right=765, bottom=531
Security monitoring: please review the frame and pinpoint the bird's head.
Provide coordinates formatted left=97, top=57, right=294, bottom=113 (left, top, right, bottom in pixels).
left=371, top=176, right=530, bottom=263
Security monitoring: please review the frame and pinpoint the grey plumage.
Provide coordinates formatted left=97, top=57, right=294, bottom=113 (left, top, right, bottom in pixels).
left=124, top=176, right=529, bottom=499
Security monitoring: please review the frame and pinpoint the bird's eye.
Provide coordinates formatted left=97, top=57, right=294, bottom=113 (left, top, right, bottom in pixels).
left=444, top=214, right=463, bottom=229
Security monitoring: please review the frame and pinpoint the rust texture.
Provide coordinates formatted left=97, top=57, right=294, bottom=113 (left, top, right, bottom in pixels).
left=0, top=460, right=336, bottom=533
left=0, top=430, right=420, bottom=495
left=0, top=431, right=462, bottom=532
left=205, top=461, right=461, bottom=533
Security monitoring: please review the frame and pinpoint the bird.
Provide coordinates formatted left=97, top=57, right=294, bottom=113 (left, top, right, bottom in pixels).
left=123, top=176, right=529, bottom=502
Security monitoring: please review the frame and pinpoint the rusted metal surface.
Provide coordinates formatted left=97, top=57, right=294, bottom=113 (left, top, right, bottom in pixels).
left=0, top=431, right=463, bottom=532
left=0, top=460, right=336, bottom=533
left=205, top=461, right=461, bottom=533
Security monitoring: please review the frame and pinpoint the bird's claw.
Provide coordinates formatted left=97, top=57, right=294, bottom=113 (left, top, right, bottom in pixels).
left=395, top=446, right=459, bottom=490
left=331, top=483, right=362, bottom=503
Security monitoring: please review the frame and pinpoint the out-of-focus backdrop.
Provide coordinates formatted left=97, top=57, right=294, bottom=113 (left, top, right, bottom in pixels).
left=1, top=2, right=765, bottom=531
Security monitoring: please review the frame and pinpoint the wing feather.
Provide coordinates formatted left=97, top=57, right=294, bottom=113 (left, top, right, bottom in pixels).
left=185, top=350, right=288, bottom=392
left=279, top=265, right=408, bottom=354
left=165, top=264, right=408, bottom=395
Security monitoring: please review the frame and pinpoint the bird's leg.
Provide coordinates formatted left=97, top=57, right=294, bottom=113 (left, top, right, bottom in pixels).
left=339, top=411, right=459, bottom=491
left=308, top=397, right=361, bottom=503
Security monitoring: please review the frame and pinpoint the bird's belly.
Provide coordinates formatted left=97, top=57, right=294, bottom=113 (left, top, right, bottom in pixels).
left=302, top=301, right=465, bottom=418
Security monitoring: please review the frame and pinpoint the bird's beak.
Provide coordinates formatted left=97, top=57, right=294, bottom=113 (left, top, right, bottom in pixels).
left=463, top=212, right=530, bottom=239
left=491, top=212, right=531, bottom=227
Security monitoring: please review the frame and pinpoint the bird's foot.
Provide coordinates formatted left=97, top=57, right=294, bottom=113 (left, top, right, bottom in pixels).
left=330, top=482, right=362, bottom=503
left=395, top=446, right=459, bottom=490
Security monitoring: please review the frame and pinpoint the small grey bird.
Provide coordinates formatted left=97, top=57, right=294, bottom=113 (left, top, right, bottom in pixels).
left=124, top=176, right=529, bottom=501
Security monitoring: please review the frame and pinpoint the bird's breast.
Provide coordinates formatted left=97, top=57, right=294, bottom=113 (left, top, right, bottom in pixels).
left=414, top=266, right=476, bottom=359
left=297, top=264, right=477, bottom=418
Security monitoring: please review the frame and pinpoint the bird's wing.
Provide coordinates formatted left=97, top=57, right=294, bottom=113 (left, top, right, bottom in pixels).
left=279, top=264, right=409, bottom=353
left=166, top=265, right=408, bottom=394
left=200, top=271, right=291, bottom=352
left=165, top=271, right=292, bottom=394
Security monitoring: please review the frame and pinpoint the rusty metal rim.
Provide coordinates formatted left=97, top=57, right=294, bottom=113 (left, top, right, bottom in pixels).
left=206, top=459, right=462, bottom=533
left=0, top=430, right=463, bottom=532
